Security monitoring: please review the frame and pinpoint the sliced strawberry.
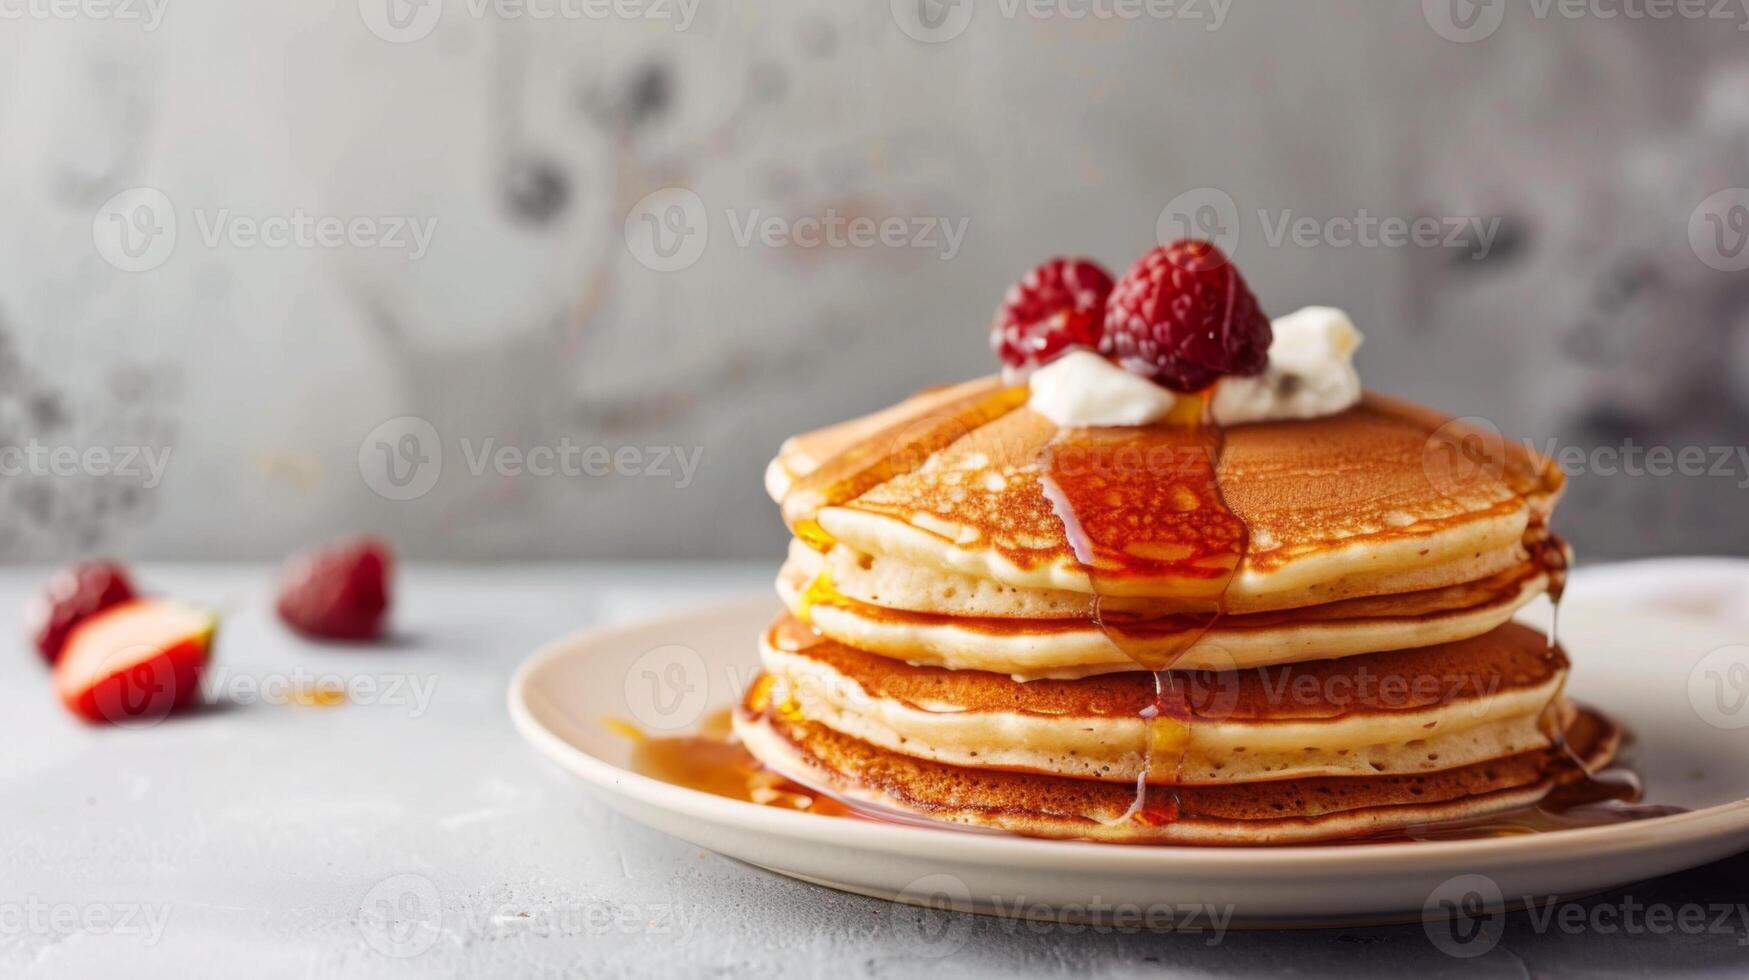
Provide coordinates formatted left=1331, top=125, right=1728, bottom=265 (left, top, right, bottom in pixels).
left=25, top=560, right=136, bottom=664
left=54, top=599, right=215, bottom=725
left=275, top=536, right=393, bottom=641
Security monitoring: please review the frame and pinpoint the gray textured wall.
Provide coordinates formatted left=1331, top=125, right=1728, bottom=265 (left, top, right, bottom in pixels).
left=3, top=0, right=1747, bottom=561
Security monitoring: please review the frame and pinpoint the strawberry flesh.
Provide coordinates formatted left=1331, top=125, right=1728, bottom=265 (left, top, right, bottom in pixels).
left=54, top=598, right=214, bottom=725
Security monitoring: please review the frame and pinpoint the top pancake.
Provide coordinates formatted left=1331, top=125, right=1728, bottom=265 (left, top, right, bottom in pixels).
left=770, top=378, right=1562, bottom=610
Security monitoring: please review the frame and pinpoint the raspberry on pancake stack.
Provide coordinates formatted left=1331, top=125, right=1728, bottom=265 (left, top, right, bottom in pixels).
left=738, top=243, right=1613, bottom=845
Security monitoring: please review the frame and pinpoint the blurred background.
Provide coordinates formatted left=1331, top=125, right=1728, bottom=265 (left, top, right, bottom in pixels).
left=2, top=0, right=1746, bottom=563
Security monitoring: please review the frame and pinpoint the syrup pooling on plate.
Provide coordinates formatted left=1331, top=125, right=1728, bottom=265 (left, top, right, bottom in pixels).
left=617, top=706, right=856, bottom=817
left=1038, top=396, right=1248, bottom=825
left=1353, top=745, right=1683, bottom=843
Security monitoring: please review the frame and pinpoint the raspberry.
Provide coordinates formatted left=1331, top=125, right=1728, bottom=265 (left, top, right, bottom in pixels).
left=990, top=257, right=1114, bottom=377
left=25, top=560, right=136, bottom=665
left=1099, top=240, right=1272, bottom=393
left=275, top=536, right=393, bottom=641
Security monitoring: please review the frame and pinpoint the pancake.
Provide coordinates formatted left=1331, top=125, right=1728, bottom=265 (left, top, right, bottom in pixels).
left=779, top=542, right=1552, bottom=677
left=770, top=381, right=1562, bottom=611
left=758, top=615, right=1568, bottom=784
left=734, top=694, right=1619, bottom=845
left=742, top=370, right=1616, bottom=847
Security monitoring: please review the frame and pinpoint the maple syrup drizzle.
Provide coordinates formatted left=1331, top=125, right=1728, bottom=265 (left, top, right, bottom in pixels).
left=1037, top=395, right=1247, bottom=826
left=1518, top=527, right=1685, bottom=825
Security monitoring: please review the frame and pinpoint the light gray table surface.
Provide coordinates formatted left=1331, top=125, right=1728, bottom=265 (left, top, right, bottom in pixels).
left=3, top=562, right=1747, bottom=979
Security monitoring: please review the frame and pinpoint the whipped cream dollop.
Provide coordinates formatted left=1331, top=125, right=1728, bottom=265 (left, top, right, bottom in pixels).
left=1209, top=306, right=1364, bottom=425
left=1024, top=307, right=1365, bottom=428
left=1027, top=349, right=1178, bottom=427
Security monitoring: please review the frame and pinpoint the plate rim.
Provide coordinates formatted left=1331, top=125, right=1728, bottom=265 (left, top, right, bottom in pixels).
left=508, top=595, right=1749, bottom=876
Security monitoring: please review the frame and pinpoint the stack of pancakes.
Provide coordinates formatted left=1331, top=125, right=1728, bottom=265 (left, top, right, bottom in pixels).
left=736, top=377, right=1615, bottom=844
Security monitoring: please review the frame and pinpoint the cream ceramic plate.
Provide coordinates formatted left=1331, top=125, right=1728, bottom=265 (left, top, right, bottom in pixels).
left=509, top=595, right=1749, bottom=928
